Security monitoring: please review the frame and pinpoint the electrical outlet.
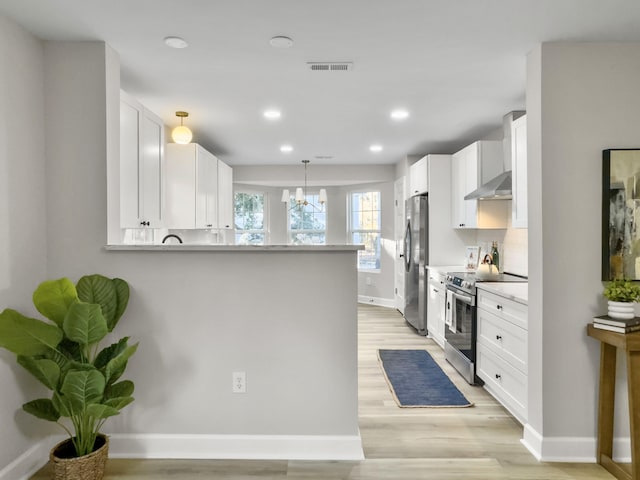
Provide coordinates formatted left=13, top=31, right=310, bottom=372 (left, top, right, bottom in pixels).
left=366, top=277, right=372, bottom=285
left=232, top=371, right=246, bottom=393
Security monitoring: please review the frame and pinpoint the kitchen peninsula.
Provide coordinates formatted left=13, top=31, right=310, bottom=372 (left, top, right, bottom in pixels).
left=98, top=243, right=364, bottom=460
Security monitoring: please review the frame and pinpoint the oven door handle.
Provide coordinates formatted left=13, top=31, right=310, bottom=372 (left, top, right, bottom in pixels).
left=450, top=290, right=474, bottom=306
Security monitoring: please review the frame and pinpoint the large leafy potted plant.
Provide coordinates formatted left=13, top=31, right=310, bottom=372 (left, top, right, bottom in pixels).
left=603, top=278, right=640, bottom=319
left=0, top=274, right=137, bottom=480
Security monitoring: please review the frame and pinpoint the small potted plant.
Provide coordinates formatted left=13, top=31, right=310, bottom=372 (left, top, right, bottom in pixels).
left=603, top=278, right=640, bottom=319
left=0, top=274, right=137, bottom=480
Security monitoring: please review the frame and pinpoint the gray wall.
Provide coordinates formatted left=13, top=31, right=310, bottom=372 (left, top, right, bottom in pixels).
left=0, top=32, right=360, bottom=473
left=527, top=43, right=640, bottom=458
left=0, top=15, right=53, bottom=471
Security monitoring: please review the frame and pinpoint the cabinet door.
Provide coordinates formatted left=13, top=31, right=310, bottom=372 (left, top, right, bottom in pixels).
left=140, top=109, right=164, bottom=227
left=120, top=93, right=164, bottom=229
left=195, top=146, right=218, bottom=229
left=450, top=150, right=467, bottom=228
left=217, top=160, right=233, bottom=229
left=511, top=115, right=527, bottom=228
left=120, top=97, right=142, bottom=228
left=409, top=157, right=428, bottom=196
left=462, top=145, right=478, bottom=228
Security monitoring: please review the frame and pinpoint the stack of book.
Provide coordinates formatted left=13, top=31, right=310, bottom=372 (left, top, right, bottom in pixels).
left=593, top=315, right=640, bottom=333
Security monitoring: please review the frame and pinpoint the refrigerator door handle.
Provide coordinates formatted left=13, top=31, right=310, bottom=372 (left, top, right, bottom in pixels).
left=403, top=220, right=411, bottom=272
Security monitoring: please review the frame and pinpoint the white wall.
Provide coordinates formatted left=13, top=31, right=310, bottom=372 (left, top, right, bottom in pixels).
left=0, top=15, right=54, bottom=474
left=525, top=42, right=640, bottom=461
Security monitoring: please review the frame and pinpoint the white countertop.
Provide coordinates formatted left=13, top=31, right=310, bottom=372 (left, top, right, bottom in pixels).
left=425, top=265, right=467, bottom=274
left=476, top=282, right=528, bottom=305
left=105, top=244, right=364, bottom=252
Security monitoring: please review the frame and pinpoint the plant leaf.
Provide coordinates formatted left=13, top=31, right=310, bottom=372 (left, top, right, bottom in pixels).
left=0, top=309, right=63, bottom=355
left=104, top=380, right=134, bottom=400
left=77, top=275, right=117, bottom=329
left=94, top=337, right=129, bottom=369
left=17, top=356, right=60, bottom=390
left=32, top=278, right=78, bottom=328
left=86, top=403, right=121, bottom=419
left=104, top=343, right=138, bottom=385
left=112, top=278, right=130, bottom=331
left=103, top=396, right=134, bottom=411
left=52, top=392, right=73, bottom=417
left=63, top=302, right=108, bottom=346
left=23, top=398, right=60, bottom=422
left=60, top=369, right=105, bottom=414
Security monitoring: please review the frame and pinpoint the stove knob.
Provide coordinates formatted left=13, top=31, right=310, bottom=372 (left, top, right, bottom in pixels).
left=462, top=281, right=470, bottom=288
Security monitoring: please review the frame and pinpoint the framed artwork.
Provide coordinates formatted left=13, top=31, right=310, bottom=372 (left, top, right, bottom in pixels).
left=465, top=246, right=480, bottom=270
left=602, top=149, right=640, bottom=280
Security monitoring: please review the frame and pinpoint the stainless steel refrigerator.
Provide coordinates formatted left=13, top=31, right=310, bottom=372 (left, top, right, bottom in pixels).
left=403, top=194, right=428, bottom=335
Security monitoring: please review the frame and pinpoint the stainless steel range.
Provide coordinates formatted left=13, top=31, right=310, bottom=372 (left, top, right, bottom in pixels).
left=444, top=271, right=526, bottom=385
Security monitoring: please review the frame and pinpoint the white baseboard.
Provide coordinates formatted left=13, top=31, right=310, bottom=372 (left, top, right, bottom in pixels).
left=0, top=438, right=51, bottom=480
left=522, top=424, right=630, bottom=463
left=108, top=433, right=365, bottom=461
left=357, top=295, right=396, bottom=308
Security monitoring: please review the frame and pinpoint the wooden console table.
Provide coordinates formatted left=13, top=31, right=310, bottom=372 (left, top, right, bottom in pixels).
left=587, top=324, right=640, bottom=480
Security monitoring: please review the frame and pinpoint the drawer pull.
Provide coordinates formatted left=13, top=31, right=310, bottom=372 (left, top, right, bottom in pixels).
left=496, top=335, right=502, bottom=340
left=495, top=373, right=502, bottom=380
left=496, top=305, right=503, bottom=310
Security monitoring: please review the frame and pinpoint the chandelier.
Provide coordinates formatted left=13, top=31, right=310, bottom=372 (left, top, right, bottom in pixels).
left=281, top=160, right=327, bottom=209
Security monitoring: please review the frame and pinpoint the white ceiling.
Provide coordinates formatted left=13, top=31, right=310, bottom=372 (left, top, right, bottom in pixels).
left=2, top=0, right=640, bottom=167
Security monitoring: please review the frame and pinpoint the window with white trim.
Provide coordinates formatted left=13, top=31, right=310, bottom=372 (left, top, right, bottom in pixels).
left=350, top=191, right=381, bottom=270
left=288, top=192, right=326, bottom=244
left=234, top=192, right=267, bottom=245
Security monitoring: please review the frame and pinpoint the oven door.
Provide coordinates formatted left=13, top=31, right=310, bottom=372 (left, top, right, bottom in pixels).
left=444, top=286, right=476, bottom=363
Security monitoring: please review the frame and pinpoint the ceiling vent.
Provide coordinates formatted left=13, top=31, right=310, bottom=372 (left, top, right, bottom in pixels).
left=307, top=62, right=353, bottom=72
left=314, top=155, right=334, bottom=160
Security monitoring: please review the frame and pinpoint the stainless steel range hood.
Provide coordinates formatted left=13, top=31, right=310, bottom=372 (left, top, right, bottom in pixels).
left=464, top=170, right=512, bottom=200
left=463, top=111, right=524, bottom=201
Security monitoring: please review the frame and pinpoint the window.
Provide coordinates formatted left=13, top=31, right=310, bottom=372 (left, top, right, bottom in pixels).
left=234, top=192, right=266, bottom=245
left=288, top=193, right=326, bottom=244
left=350, top=191, right=381, bottom=270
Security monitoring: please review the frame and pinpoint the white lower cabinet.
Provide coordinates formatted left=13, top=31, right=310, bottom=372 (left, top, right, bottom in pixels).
left=476, top=289, right=528, bottom=424
left=426, top=269, right=446, bottom=348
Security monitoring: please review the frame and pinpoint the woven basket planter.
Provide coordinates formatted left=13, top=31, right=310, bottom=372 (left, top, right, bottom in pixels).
left=49, top=434, right=109, bottom=480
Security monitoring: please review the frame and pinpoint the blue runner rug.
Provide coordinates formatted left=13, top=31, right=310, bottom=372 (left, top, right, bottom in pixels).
left=378, top=349, right=473, bottom=408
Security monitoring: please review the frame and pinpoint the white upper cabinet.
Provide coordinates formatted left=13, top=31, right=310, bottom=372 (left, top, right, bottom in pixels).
left=165, top=143, right=218, bottom=229
left=451, top=140, right=507, bottom=229
left=408, top=156, right=428, bottom=196
left=511, top=115, right=527, bottom=228
left=120, top=92, right=165, bottom=229
left=217, top=160, right=233, bottom=230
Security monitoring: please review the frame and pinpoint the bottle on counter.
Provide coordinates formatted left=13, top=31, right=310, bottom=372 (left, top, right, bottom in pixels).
left=491, top=241, right=500, bottom=272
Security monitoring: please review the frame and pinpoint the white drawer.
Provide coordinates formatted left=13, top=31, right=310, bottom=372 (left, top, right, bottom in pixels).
left=477, top=290, right=528, bottom=330
left=477, top=308, right=527, bottom=374
left=477, top=343, right=527, bottom=423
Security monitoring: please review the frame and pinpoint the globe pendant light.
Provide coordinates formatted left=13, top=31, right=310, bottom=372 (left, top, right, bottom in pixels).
left=172, top=111, right=193, bottom=144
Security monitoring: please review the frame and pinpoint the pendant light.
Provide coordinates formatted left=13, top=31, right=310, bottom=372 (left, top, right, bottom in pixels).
left=281, top=160, right=327, bottom=210
left=172, top=111, right=193, bottom=144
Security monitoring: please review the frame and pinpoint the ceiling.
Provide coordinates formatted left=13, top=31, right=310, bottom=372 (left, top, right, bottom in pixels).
left=3, top=1, right=640, bottom=167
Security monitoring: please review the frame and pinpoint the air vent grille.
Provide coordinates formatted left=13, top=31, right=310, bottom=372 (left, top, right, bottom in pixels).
left=307, top=62, right=353, bottom=72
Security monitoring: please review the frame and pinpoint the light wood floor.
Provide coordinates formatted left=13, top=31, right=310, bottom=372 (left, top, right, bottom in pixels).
left=32, top=304, right=615, bottom=479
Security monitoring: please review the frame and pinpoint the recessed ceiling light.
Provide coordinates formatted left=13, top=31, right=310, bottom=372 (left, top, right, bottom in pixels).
left=263, top=110, right=281, bottom=120
left=164, top=36, right=188, bottom=49
left=370, top=144, right=383, bottom=153
left=280, top=144, right=293, bottom=153
left=270, top=36, right=294, bottom=48
left=391, top=109, right=409, bottom=120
